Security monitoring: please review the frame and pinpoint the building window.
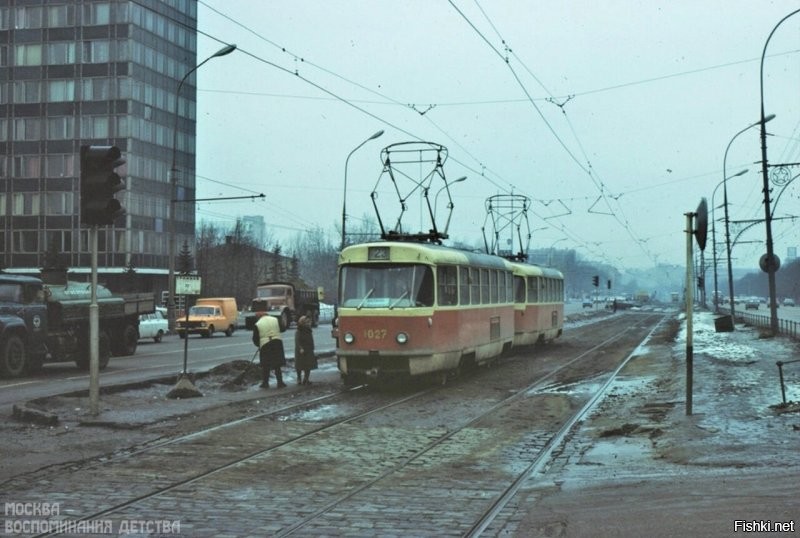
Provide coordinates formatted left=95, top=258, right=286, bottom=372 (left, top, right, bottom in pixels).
left=13, top=118, right=42, bottom=141
left=44, top=192, right=73, bottom=215
left=82, top=40, right=110, bottom=63
left=47, top=116, right=75, bottom=140
left=13, top=80, right=41, bottom=103
left=0, top=193, right=6, bottom=216
left=13, top=231, right=40, bottom=253
left=46, top=4, right=75, bottom=28
left=13, top=193, right=41, bottom=216
left=45, top=230, right=72, bottom=253
left=45, top=154, right=75, bottom=178
left=12, top=156, right=41, bottom=178
left=80, top=77, right=110, bottom=101
left=80, top=116, right=109, bottom=139
left=14, top=6, right=43, bottom=29
left=46, top=42, right=76, bottom=65
left=14, top=43, right=42, bottom=66
left=83, top=2, right=110, bottom=25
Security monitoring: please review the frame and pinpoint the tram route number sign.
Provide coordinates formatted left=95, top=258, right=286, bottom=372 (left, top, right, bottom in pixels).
left=175, top=275, right=201, bottom=296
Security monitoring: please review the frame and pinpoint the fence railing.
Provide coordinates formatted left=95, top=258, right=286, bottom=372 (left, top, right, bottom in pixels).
left=717, top=307, right=800, bottom=340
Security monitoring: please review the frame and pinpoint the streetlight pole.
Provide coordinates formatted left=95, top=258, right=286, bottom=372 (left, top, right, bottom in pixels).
left=341, top=130, right=384, bottom=251
left=432, top=176, right=467, bottom=219
left=167, top=43, right=237, bottom=331
left=759, top=9, right=799, bottom=335
left=711, top=169, right=746, bottom=313
left=722, top=114, right=775, bottom=326
left=548, top=238, right=567, bottom=266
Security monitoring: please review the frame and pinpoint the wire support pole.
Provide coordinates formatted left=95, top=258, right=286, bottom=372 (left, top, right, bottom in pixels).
left=759, top=8, right=800, bottom=335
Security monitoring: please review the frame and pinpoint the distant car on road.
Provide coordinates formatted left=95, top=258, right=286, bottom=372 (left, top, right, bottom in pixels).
left=139, top=309, right=168, bottom=342
left=783, top=298, right=796, bottom=307
left=582, top=299, right=593, bottom=308
left=745, top=298, right=760, bottom=310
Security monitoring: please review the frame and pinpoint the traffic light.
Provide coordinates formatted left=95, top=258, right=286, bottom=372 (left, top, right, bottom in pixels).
left=80, top=145, right=125, bottom=226
left=592, top=275, right=599, bottom=287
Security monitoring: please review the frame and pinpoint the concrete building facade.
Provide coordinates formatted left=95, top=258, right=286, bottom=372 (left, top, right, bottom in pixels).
left=0, top=0, right=198, bottom=291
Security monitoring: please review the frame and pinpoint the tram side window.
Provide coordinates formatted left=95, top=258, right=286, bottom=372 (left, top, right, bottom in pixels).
left=459, top=266, right=470, bottom=305
left=504, top=272, right=512, bottom=302
left=527, top=276, right=539, bottom=303
left=470, top=267, right=480, bottom=305
left=480, top=269, right=489, bottom=304
left=489, top=269, right=497, bottom=303
left=514, top=275, right=526, bottom=303
left=437, top=265, right=458, bottom=306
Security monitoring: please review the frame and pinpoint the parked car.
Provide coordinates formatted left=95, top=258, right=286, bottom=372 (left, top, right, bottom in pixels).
left=744, top=298, right=760, bottom=310
left=139, top=309, right=168, bottom=342
left=783, top=298, right=796, bottom=307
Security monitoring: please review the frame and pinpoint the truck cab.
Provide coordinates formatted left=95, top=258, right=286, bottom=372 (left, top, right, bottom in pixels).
left=0, top=276, right=48, bottom=377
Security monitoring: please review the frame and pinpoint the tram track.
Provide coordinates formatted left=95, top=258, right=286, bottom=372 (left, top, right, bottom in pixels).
left=6, top=311, right=668, bottom=537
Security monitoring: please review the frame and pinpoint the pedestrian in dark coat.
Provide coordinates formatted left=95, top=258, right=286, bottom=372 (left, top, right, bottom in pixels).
left=294, top=315, right=317, bottom=385
left=255, top=314, right=286, bottom=388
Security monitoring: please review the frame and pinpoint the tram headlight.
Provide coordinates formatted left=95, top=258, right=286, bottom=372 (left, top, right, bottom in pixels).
left=396, top=332, right=409, bottom=345
left=343, top=332, right=355, bottom=344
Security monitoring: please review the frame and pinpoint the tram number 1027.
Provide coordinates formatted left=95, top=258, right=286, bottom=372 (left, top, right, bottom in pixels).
left=363, top=328, right=388, bottom=340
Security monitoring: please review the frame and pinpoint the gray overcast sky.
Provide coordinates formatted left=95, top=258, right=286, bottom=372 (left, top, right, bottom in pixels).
left=193, top=0, right=800, bottom=270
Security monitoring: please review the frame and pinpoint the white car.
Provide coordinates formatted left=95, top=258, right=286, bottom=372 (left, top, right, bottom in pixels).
left=138, top=309, right=168, bottom=342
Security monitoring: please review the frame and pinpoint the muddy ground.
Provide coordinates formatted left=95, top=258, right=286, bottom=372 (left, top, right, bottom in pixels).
left=516, top=312, right=800, bottom=537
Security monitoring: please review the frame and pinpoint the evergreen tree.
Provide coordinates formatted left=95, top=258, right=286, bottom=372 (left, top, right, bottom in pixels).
left=41, top=237, right=67, bottom=272
left=178, top=240, right=194, bottom=275
left=271, top=243, right=284, bottom=281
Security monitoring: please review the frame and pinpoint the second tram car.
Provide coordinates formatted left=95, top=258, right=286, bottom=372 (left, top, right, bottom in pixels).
left=335, top=241, right=563, bottom=385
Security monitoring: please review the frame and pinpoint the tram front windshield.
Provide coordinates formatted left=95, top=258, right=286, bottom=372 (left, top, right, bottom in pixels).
left=340, top=264, right=433, bottom=308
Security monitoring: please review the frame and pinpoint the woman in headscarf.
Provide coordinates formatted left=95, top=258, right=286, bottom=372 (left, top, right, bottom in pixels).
left=294, top=315, right=317, bottom=385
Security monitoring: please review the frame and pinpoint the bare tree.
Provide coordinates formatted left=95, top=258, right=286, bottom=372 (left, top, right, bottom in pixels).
left=289, top=225, right=339, bottom=303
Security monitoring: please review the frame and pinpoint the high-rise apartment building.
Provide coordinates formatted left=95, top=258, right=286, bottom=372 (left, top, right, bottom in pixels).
left=0, top=0, right=198, bottom=292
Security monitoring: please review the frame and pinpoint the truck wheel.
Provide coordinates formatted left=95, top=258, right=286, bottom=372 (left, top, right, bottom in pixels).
left=0, top=335, right=27, bottom=378
left=98, top=331, right=111, bottom=370
left=203, top=325, right=214, bottom=338
left=112, top=324, right=138, bottom=356
left=280, top=311, right=290, bottom=332
left=154, top=330, right=164, bottom=343
left=75, top=332, right=112, bottom=370
left=225, top=325, right=234, bottom=336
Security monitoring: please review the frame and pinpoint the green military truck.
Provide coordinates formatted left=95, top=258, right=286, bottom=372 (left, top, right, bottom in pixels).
left=0, top=274, right=154, bottom=377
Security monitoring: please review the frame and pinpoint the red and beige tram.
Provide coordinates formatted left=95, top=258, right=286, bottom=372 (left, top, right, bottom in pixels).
left=335, top=241, right=563, bottom=385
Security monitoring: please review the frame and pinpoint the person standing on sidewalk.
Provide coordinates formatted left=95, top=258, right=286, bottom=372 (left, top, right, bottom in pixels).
left=254, top=314, right=286, bottom=389
left=294, top=315, right=317, bottom=385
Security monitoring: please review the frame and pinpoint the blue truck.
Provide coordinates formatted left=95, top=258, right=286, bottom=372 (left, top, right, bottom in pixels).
left=0, top=274, right=155, bottom=378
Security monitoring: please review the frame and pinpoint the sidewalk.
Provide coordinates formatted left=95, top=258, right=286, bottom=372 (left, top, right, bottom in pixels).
left=515, top=310, right=800, bottom=537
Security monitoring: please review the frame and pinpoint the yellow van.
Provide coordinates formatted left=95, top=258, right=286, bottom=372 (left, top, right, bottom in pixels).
left=176, top=297, right=238, bottom=338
